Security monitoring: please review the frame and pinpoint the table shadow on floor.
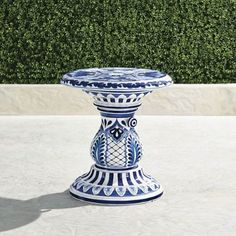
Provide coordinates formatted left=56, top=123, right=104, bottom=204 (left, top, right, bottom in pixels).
left=0, top=189, right=88, bottom=232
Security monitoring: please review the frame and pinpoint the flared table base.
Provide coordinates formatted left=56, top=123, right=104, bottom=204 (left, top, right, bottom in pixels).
left=69, top=165, right=163, bottom=205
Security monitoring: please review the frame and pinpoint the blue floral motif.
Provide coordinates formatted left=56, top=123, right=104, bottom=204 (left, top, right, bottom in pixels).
left=126, top=134, right=142, bottom=166
left=91, top=133, right=106, bottom=165
left=110, top=127, right=124, bottom=140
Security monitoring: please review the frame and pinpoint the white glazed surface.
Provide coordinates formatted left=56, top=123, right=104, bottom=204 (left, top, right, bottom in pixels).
left=0, top=116, right=235, bottom=235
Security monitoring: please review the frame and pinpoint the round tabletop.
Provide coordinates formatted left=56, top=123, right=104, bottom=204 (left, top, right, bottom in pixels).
left=61, top=67, right=172, bottom=91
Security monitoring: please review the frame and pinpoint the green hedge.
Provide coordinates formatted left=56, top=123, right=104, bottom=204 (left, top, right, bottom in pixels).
left=0, top=0, right=235, bottom=84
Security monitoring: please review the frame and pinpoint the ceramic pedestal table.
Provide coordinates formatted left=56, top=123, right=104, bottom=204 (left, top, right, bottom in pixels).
left=61, top=68, right=173, bottom=205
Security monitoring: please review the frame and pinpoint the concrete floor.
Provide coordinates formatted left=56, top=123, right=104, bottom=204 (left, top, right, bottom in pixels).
left=0, top=116, right=236, bottom=236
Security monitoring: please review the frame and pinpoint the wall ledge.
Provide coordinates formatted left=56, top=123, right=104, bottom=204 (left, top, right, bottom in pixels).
left=0, top=84, right=236, bottom=115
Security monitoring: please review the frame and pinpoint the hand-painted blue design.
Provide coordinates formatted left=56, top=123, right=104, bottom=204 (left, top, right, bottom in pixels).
left=139, top=71, right=164, bottom=77
left=91, top=133, right=106, bottom=165
left=101, top=118, right=113, bottom=129
left=61, top=67, right=172, bottom=90
left=64, top=68, right=167, bottom=82
left=69, top=165, right=162, bottom=204
left=121, top=120, right=127, bottom=126
left=106, top=136, right=126, bottom=167
left=110, top=127, right=124, bottom=140
left=91, top=116, right=142, bottom=168
left=74, top=71, right=95, bottom=77
left=62, top=78, right=172, bottom=90
left=128, top=117, right=137, bottom=127
left=126, top=134, right=142, bottom=166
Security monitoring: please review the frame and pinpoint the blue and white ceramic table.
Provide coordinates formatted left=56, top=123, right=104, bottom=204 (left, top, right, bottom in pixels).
left=61, top=67, right=173, bottom=205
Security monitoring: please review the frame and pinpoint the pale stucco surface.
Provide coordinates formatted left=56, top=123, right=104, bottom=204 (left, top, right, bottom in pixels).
left=1, top=84, right=236, bottom=115
left=0, top=116, right=236, bottom=236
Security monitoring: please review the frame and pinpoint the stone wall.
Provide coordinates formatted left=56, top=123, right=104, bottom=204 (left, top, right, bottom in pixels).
left=0, top=84, right=236, bottom=115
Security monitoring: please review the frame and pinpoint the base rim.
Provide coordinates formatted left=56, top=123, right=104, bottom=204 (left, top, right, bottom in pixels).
left=69, top=190, right=163, bottom=205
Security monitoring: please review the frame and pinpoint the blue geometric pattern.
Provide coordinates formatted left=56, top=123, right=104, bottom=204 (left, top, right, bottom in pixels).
left=106, top=137, right=126, bottom=167
left=70, top=165, right=162, bottom=201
